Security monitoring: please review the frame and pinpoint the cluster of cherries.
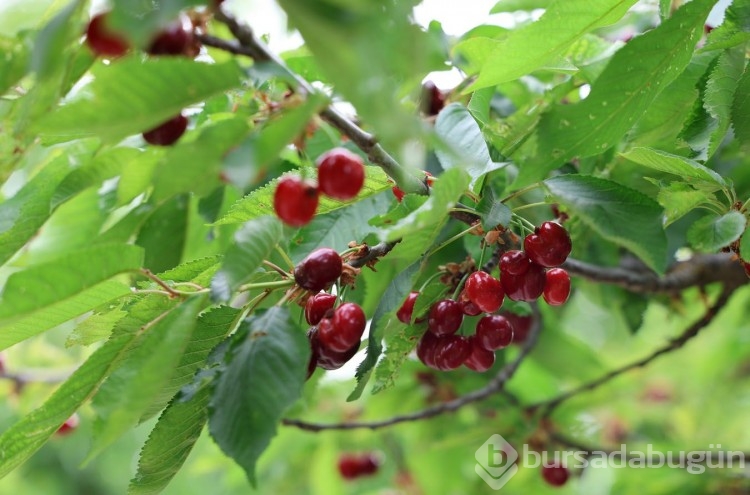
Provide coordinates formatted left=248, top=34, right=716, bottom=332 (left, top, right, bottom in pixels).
left=397, top=221, right=572, bottom=373
left=84, top=11, right=202, bottom=146
left=293, top=248, right=367, bottom=376
left=274, top=148, right=366, bottom=227
left=337, top=452, right=380, bottom=480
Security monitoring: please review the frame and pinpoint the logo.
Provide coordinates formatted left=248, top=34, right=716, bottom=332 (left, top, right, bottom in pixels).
left=475, top=434, right=519, bottom=490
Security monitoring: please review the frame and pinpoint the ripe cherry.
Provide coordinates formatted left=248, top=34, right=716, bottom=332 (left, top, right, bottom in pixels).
left=464, top=271, right=504, bottom=313
left=460, top=298, right=482, bottom=316
left=308, top=327, right=358, bottom=371
left=85, top=12, right=129, bottom=58
left=274, top=176, right=319, bottom=227
left=421, top=81, right=445, bottom=116
left=294, top=248, right=342, bottom=291
left=432, top=334, right=472, bottom=371
left=397, top=291, right=421, bottom=324
left=523, top=221, right=572, bottom=268
left=541, top=464, right=569, bottom=487
left=501, top=261, right=546, bottom=302
left=318, top=303, right=366, bottom=353
left=464, top=336, right=495, bottom=372
left=416, top=331, right=439, bottom=368
left=305, top=292, right=336, bottom=325
left=148, top=16, right=198, bottom=57
left=427, top=299, right=463, bottom=336
left=476, top=315, right=514, bottom=350
left=338, top=453, right=380, bottom=480
left=56, top=414, right=80, bottom=436
left=316, top=148, right=365, bottom=200
left=499, top=250, right=531, bottom=276
left=502, top=312, right=533, bottom=344
left=143, top=113, right=188, bottom=146
left=543, top=268, right=571, bottom=306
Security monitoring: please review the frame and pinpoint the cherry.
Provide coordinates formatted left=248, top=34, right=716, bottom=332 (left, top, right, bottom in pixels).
left=274, top=176, right=319, bottom=227
left=464, top=271, right=504, bottom=313
left=476, top=315, right=514, bottom=350
left=427, top=299, right=463, bottom=336
left=316, top=148, right=365, bottom=200
left=502, top=312, right=533, bottom=344
left=143, top=113, right=188, bottom=146
left=294, top=248, right=342, bottom=291
left=460, top=298, right=482, bottom=316
left=432, top=334, right=472, bottom=371
left=338, top=453, right=379, bottom=480
left=85, top=12, right=129, bottom=58
left=304, top=292, right=336, bottom=325
left=56, top=414, right=80, bottom=436
left=421, top=81, right=445, bottom=116
left=543, top=268, right=571, bottom=306
left=318, top=303, right=366, bottom=352
left=499, top=250, right=531, bottom=276
left=416, top=331, right=439, bottom=368
left=308, top=327, right=358, bottom=371
left=397, top=291, right=421, bottom=324
left=523, top=221, right=572, bottom=268
left=501, top=261, right=545, bottom=302
left=541, top=464, right=569, bottom=487
left=464, top=336, right=495, bottom=372
left=148, top=16, right=198, bottom=57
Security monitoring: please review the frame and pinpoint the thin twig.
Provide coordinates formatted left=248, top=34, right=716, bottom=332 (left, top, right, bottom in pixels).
left=139, top=269, right=181, bottom=298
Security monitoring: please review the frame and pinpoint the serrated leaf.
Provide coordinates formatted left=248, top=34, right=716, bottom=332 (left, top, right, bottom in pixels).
left=208, top=307, right=308, bottom=486
left=701, top=0, right=750, bottom=52
left=210, top=216, right=283, bottom=302
left=380, top=168, right=471, bottom=242
left=732, top=64, right=750, bottom=148
left=136, top=195, right=189, bottom=274
left=655, top=182, right=715, bottom=227
left=87, top=296, right=205, bottom=463
left=687, top=211, right=746, bottom=252
left=157, top=255, right=223, bottom=285
left=368, top=195, right=428, bottom=228
left=470, top=0, right=638, bottom=89
left=703, top=45, right=747, bottom=157
left=620, top=147, right=726, bottom=189
left=35, top=59, right=244, bottom=143
left=435, top=103, right=507, bottom=191
left=0, top=244, right=144, bottom=319
left=544, top=175, right=667, bottom=274
left=490, top=0, right=552, bottom=13
left=371, top=323, right=424, bottom=395
left=66, top=304, right=127, bottom=348
left=477, top=186, right=512, bottom=230
left=214, top=166, right=391, bottom=225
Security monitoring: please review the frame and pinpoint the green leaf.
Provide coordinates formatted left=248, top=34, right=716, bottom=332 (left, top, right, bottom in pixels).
left=0, top=34, right=30, bottom=95
left=214, top=166, right=391, bottom=226
left=470, top=0, right=638, bottom=89
left=108, top=0, right=207, bottom=46
left=522, top=0, right=715, bottom=186
left=732, top=63, right=750, bottom=149
left=701, top=0, right=750, bottom=52
left=490, top=0, right=553, bottom=13
left=208, top=307, right=308, bottom=486
left=544, top=175, right=667, bottom=274
left=157, top=255, right=223, bottom=286
left=36, top=59, right=244, bottom=143
left=477, top=186, right=512, bottom=230
left=620, top=147, right=726, bottom=190
left=136, top=195, right=190, bottom=274
left=371, top=323, right=424, bottom=395
left=210, top=216, right=284, bottom=302
left=0, top=244, right=144, bottom=319
left=703, top=45, right=747, bottom=157
left=655, top=182, right=715, bottom=227
left=66, top=304, right=127, bottom=348
left=434, top=103, right=507, bottom=191
left=687, top=211, right=746, bottom=252
left=29, top=0, right=84, bottom=81
left=87, top=296, right=205, bottom=462
left=741, top=230, right=750, bottom=261
left=380, top=168, right=471, bottom=242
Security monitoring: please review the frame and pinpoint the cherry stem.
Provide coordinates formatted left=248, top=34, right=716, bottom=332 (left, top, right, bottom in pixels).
left=741, top=197, right=750, bottom=213
left=418, top=269, right=449, bottom=293
left=275, top=245, right=296, bottom=271
left=263, top=260, right=291, bottom=278
left=512, top=201, right=548, bottom=213
left=500, top=182, right=542, bottom=203
left=238, top=279, right=295, bottom=292
left=139, top=269, right=182, bottom=298
left=451, top=271, right=470, bottom=300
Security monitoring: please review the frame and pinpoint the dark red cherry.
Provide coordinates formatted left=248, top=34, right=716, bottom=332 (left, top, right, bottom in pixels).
left=143, top=113, right=188, bottom=146
left=397, top=291, right=421, bottom=324
left=541, top=464, right=569, bottom=487
left=464, top=336, right=495, bottom=372
left=308, top=327, right=358, bottom=370
left=460, top=298, right=482, bottom=316
left=147, top=16, right=198, bottom=57
left=317, top=148, right=365, bottom=200
left=338, top=453, right=380, bottom=480
left=502, top=312, right=533, bottom=344
left=523, top=221, right=572, bottom=267
left=499, top=250, right=531, bottom=276
left=416, top=331, right=439, bottom=369
left=274, top=176, right=319, bottom=227
left=294, top=248, right=342, bottom=291
left=85, top=12, right=129, bottom=58
left=318, top=303, right=366, bottom=352
left=501, top=262, right=546, bottom=302
left=432, top=335, right=472, bottom=371
left=305, top=292, right=336, bottom=325
left=543, top=268, right=571, bottom=306
left=476, top=315, right=514, bottom=350
left=427, top=299, right=463, bottom=336
left=421, top=81, right=445, bottom=116
left=464, top=271, right=504, bottom=313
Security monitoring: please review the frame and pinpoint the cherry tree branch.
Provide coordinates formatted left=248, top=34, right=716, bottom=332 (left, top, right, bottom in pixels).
left=282, top=303, right=542, bottom=432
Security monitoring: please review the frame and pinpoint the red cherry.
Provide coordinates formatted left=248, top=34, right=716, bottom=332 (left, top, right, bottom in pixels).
left=294, top=248, right=342, bottom=291
left=416, top=331, right=439, bottom=369
left=392, top=186, right=405, bottom=202
left=147, top=17, right=197, bottom=57
left=56, top=414, right=80, bottom=436
left=432, top=335, right=472, bottom=371
left=461, top=298, right=482, bottom=316
left=502, top=312, right=533, bottom=344
left=338, top=453, right=380, bottom=480
left=541, top=464, right=569, bottom=487
left=476, top=315, right=514, bottom=350
left=523, top=221, right=572, bottom=268
left=464, top=271, right=504, bottom=313
left=317, top=148, right=365, bottom=200
left=543, top=268, right=571, bottom=306
left=463, top=336, right=495, bottom=372
left=501, top=262, right=546, bottom=302
left=274, top=176, right=319, bottom=227
left=85, top=12, right=129, bottom=58
left=427, top=299, right=463, bottom=336
left=318, top=303, right=366, bottom=352
left=308, top=327, right=358, bottom=370
left=304, top=292, right=336, bottom=325
left=397, top=291, right=421, bottom=324
left=499, top=250, right=531, bottom=276
left=421, top=81, right=445, bottom=116
left=143, top=113, right=188, bottom=146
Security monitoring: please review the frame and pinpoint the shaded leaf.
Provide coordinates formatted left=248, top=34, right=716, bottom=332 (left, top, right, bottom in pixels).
left=620, top=147, right=726, bottom=190
left=687, top=211, right=746, bottom=252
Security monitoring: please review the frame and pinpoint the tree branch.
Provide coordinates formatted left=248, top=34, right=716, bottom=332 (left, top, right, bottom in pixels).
left=282, top=303, right=542, bottom=432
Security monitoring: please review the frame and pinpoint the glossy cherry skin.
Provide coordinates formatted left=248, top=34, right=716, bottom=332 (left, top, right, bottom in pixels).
left=397, top=291, right=420, bottom=324
left=274, top=176, right=319, bottom=227
left=416, top=331, right=439, bottom=368
left=499, top=250, right=531, bottom=276
left=308, top=327, right=358, bottom=371
left=432, top=334, right=472, bottom=371
left=523, top=221, right=572, bottom=267
left=541, top=464, right=569, bottom=487
left=86, top=12, right=129, bottom=58
left=294, top=248, right=342, bottom=291
left=476, top=315, right=514, bottom=350
left=318, top=303, right=366, bottom=352
left=464, top=336, right=495, bottom=372
left=501, top=261, right=546, bottom=302
left=464, top=271, right=504, bottom=313
left=460, top=298, right=482, bottom=316
left=317, top=148, right=365, bottom=200
left=427, top=299, right=464, bottom=336
left=543, top=268, right=571, bottom=306
left=143, top=114, right=188, bottom=146
left=304, top=292, right=336, bottom=325
left=148, top=17, right=197, bottom=57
